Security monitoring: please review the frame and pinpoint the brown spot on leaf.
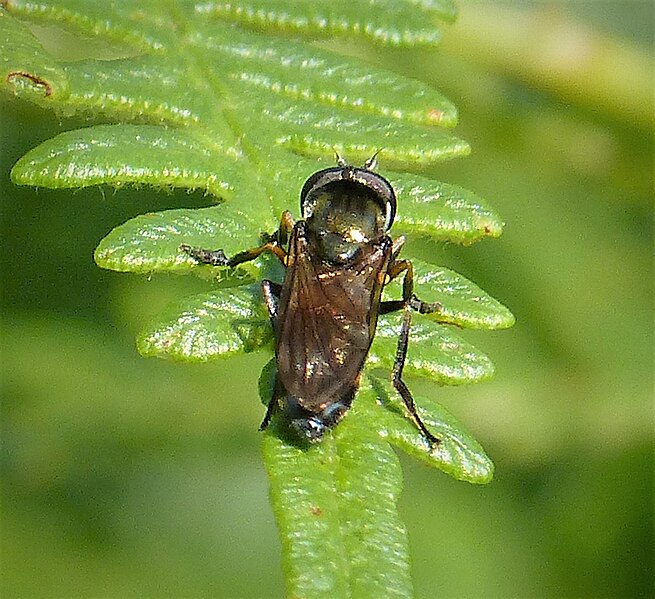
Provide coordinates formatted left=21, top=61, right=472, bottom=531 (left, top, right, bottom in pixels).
left=427, top=108, right=443, bottom=122
left=7, top=71, right=53, bottom=96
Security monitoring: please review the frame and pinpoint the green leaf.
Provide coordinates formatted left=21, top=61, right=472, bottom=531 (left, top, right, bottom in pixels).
left=191, top=0, right=457, bottom=47
left=4, top=1, right=168, bottom=52
left=93, top=177, right=504, bottom=276
left=370, top=312, right=495, bottom=385
left=135, top=257, right=497, bottom=384
left=362, top=375, right=494, bottom=483
left=206, top=33, right=459, bottom=126
left=0, top=8, right=69, bottom=101
left=272, top=102, right=469, bottom=165
left=260, top=360, right=414, bottom=599
left=59, top=55, right=222, bottom=124
left=2, top=2, right=486, bottom=233
left=391, top=172, right=505, bottom=243
left=263, top=423, right=414, bottom=598
left=138, top=285, right=273, bottom=361
left=383, top=257, right=515, bottom=329
left=93, top=204, right=270, bottom=279
left=11, top=124, right=250, bottom=195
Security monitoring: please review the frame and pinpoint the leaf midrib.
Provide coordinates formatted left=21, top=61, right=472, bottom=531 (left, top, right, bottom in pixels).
left=164, top=2, right=281, bottom=220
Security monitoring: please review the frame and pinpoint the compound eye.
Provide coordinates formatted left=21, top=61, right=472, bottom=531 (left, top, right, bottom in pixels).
left=382, top=191, right=396, bottom=231
left=300, top=167, right=341, bottom=219
left=354, top=169, right=396, bottom=231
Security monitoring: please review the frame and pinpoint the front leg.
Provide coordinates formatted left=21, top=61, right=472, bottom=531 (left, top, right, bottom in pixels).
left=180, top=210, right=295, bottom=267
left=180, top=240, right=287, bottom=267
left=179, top=244, right=231, bottom=266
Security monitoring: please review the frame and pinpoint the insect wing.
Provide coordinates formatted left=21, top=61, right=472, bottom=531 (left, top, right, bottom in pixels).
left=276, top=222, right=392, bottom=413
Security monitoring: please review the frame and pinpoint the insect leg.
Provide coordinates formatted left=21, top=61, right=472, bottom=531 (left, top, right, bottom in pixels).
left=382, top=258, right=441, bottom=445
left=259, top=375, right=285, bottom=432
left=180, top=211, right=295, bottom=267
left=384, top=259, right=442, bottom=314
left=379, top=259, right=412, bottom=314
left=259, top=280, right=283, bottom=431
left=379, top=300, right=405, bottom=314
left=261, top=280, right=281, bottom=319
left=259, top=394, right=276, bottom=431
left=180, top=239, right=287, bottom=267
left=259, top=210, right=295, bottom=248
left=275, top=210, right=295, bottom=247
left=392, top=306, right=441, bottom=446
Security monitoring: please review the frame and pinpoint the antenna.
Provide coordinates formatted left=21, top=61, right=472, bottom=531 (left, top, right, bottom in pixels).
left=364, top=148, right=383, bottom=171
left=333, top=148, right=347, bottom=167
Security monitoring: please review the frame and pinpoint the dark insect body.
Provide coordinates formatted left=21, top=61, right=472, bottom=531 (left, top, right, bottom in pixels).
left=181, top=156, right=441, bottom=445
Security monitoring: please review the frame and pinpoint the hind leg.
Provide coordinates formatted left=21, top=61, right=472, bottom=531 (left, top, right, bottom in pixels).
left=382, top=259, right=442, bottom=446
left=259, top=280, right=282, bottom=431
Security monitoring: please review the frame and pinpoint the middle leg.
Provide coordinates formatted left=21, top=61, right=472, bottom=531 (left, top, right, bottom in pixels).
left=380, top=258, right=442, bottom=315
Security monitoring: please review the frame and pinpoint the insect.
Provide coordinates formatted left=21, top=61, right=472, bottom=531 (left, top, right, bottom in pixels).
left=180, top=155, right=441, bottom=446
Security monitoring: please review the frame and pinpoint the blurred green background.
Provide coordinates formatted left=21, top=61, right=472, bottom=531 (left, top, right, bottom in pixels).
left=1, top=1, right=652, bottom=597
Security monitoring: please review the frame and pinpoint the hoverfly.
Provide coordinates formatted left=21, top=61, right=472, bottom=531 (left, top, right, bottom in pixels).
left=180, top=155, right=441, bottom=445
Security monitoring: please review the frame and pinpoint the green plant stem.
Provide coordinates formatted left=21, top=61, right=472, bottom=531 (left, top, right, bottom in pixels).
left=262, top=407, right=414, bottom=599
